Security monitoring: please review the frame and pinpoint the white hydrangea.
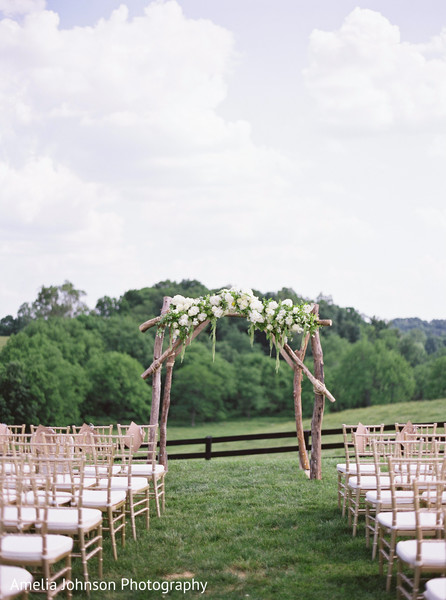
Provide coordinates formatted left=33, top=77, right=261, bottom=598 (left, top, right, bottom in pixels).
left=178, top=314, right=189, bottom=327
left=250, top=298, right=264, bottom=312
left=249, top=309, right=264, bottom=324
left=212, top=306, right=224, bottom=318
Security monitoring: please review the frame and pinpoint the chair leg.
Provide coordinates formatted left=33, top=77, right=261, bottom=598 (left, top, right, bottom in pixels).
left=371, top=505, right=380, bottom=560
left=107, top=507, right=118, bottom=561
left=352, top=489, right=361, bottom=536
left=386, top=529, right=397, bottom=592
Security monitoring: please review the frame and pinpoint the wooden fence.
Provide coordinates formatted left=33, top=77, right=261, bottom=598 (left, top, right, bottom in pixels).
left=163, top=423, right=401, bottom=461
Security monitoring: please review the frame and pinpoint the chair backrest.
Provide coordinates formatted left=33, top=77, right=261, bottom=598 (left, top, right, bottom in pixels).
left=342, top=423, right=385, bottom=468
left=117, top=423, right=158, bottom=467
left=395, top=422, right=438, bottom=438
left=388, top=455, right=446, bottom=513
left=412, top=479, right=446, bottom=558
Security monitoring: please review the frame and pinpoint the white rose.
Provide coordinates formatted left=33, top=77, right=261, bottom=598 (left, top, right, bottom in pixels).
left=285, top=316, right=293, bottom=326
left=292, top=324, right=303, bottom=333
left=250, top=298, right=264, bottom=312
left=178, top=314, right=189, bottom=327
left=212, top=306, right=224, bottom=318
left=237, top=298, right=249, bottom=310
left=269, top=301, right=278, bottom=310
left=265, top=307, right=275, bottom=317
left=183, top=297, right=194, bottom=310
left=210, top=295, right=221, bottom=306
left=224, top=293, right=234, bottom=306
left=276, top=309, right=286, bottom=322
left=282, top=299, right=293, bottom=307
left=172, top=294, right=186, bottom=306
left=249, top=310, right=264, bottom=324
left=198, top=312, right=207, bottom=322
left=303, top=304, right=313, bottom=314
left=188, top=306, right=199, bottom=316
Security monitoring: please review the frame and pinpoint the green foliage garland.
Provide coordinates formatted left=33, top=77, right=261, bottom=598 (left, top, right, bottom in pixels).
left=157, top=288, right=319, bottom=367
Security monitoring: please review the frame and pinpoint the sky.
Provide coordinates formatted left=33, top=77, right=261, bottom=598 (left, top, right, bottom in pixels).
left=1, top=0, right=446, bottom=322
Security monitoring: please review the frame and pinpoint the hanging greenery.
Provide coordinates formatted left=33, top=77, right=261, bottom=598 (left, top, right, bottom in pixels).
left=156, top=288, right=319, bottom=366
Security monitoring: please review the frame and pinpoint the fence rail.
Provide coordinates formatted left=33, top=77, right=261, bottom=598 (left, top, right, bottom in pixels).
left=163, top=422, right=403, bottom=461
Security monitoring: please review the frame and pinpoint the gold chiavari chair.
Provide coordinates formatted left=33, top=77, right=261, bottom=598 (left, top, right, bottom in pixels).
left=72, top=443, right=126, bottom=561
left=32, top=454, right=103, bottom=587
left=117, top=422, right=166, bottom=518
left=337, top=423, right=384, bottom=517
left=396, top=479, right=446, bottom=600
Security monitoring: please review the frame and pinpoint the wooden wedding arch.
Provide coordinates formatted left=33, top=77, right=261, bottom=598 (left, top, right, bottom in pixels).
left=139, top=293, right=336, bottom=480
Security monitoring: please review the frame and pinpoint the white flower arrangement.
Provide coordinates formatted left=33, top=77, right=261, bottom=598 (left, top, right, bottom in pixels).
left=157, top=288, right=319, bottom=367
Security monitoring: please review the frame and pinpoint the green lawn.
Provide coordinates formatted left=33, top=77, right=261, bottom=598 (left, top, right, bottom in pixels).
left=71, top=454, right=393, bottom=600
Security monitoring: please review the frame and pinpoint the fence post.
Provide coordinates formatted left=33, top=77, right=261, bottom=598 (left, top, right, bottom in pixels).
left=205, top=436, right=213, bottom=460
left=304, top=429, right=311, bottom=451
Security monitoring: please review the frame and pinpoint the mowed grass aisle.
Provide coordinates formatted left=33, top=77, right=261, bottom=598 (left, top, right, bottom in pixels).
left=71, top=455, right=391, bottom=600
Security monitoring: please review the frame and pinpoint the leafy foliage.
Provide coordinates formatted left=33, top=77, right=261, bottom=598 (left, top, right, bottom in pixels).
left=0, top=280, right=445, bottom=427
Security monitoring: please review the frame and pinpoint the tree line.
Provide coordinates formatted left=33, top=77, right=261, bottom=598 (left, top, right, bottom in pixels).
left=0, top=280, right=445, bottom=427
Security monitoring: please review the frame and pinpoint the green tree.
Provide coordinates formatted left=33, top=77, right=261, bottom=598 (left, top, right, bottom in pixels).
left=424, top=356, right=446, bottom=400
left=331, top=338, right=415, bottom=411
left=21, top=281, right=89, bottom=320
left=0, top=333, right=87, bottom=425
left=399, top=330, right=428, bottom=366
left=170, top=343, right=236, bottom=426
left=82, top=352, right=150, bottom=423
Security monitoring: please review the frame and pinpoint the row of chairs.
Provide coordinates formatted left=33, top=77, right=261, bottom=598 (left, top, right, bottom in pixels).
left=337, top=422, right=446, bottom=600
left=0, top=422, right=166, bottom=599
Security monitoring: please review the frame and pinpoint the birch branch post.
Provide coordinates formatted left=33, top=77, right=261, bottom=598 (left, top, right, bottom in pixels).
left=309, top=305, right=326, bottom=480
left=293, top=333, right=311, bottom=472
left=148, top=297, right=171, bottom=447
left=159, top=352, right=175, bottom=470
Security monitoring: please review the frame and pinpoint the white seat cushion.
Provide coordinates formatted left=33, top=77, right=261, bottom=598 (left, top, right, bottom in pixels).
left=397, top=540, right=446, bottom=568
left=365, top=490, right=414, bottom=505
left=337, top=463, right=375, bottom=474
left=425, top=578, right=446, bottom=600
left=96, top=477, right=149, bottom=492
left=125, top=464, right=165, bottom=477
left=55, top=474, right=97, bottom=489
left=378, top=511, right=438, bottom=531
left=84, top=464, right=121, bottom=476
left=44, top=508, right=102, bottom=531
left=22, top=491, right=72, bottom=506
left=2, top=506, right=37, bottom=528
left=348, top=475, right=390, bottom=490
left=78, top=489, right=126, bottom=508
left=0, top=565, right=33, bottom=599
left=0, top=534, right=73, bottom=562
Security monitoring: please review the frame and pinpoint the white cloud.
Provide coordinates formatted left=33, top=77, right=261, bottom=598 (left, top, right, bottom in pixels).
left=304, top=7, right=446, bottom=132
left=0, top=0, right=45, bottom=16
left=1, top=2, right=446, bottom=322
